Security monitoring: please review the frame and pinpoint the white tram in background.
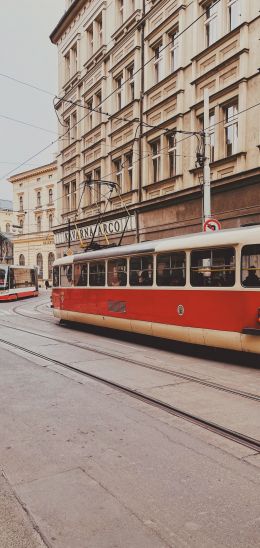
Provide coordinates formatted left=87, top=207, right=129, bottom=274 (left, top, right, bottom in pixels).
left=0, top=265, right=38, bottom=301
left=52, top=226, right=260, bottom=354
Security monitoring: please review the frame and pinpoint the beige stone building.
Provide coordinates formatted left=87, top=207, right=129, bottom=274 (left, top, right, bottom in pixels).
left=8, top=162, right=57, bottom=283
left=50, top=0, right=260, bottom=255
left=0, top=200, right=14, bottom=263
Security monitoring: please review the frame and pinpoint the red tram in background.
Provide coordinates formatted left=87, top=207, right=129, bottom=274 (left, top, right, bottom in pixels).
left=52, top=226, right=260, bottom=354
left=0, top=265, right=38, bottom=301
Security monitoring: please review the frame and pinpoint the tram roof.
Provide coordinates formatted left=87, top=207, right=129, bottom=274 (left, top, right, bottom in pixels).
left=54, top=225, right=260, bottom=265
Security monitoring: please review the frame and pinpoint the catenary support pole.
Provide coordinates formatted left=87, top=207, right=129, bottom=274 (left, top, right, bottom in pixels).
left=203, top=88, right=211, bottom=225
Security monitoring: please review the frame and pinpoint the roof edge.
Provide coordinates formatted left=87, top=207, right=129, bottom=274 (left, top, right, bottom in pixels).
left=50, top=0, right=85, bottom=44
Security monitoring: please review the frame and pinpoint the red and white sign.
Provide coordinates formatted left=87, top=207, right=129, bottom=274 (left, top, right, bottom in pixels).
left=203, top=218, right=221, bottom=232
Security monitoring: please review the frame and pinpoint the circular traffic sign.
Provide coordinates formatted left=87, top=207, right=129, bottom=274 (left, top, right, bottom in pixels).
left=203, top=218, right=221, bottom=232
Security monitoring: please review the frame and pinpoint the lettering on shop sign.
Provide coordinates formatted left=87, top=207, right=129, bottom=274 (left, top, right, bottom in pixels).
left=54, top=215, right=136, bottom=245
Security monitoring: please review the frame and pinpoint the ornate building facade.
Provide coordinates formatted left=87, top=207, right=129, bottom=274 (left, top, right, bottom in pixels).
left=9, top=162, right=57, bottom=283
left=50, top=0, right=260, bottom=255
left=0, top=200, right=14, bottom=264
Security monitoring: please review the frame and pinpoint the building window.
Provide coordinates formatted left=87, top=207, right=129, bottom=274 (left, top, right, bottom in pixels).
left=37, top=253, right=43, bottom=279
left=96, top=13, right=103, bottom=47
left=151, top=140, right=161, bottom=182
left=86, top=98, right=93, bottom=131
left=48, top=188, right=53, bottom=204
left=37, top=191, right=41, bottom=207
left=94, top=168, right=101, bottom=202
left=85, top=172, right=93, bottom=205
left=224, top=103, right=238, bottom=156
left=37, top=216, right=41, bottom=232
left=49, top=174, right=52, bottom=179
left=113, top=159, right=122, bottom=188
left=71, top=181, right=77, bottom=210
left=6, top=223, right=10, bottom=233
left=115, top=75, right=123, bottom=110
left=209, top=112, right=215, bottom=162
left=19, top=254, right=25, bottom=266
left=205, top=1, right=218, bottom=47
left=87, top=24, right=94, bottom=57
left=169, top=29, right=179, bottom=72
left=127, top=65, right=135, bottom=102
left=71, top=44, right=78, bottom=74
left=19, top=195, right=23, bottom=211
left=95, top=91, right=102, bottom=124
left=125, top=152, right=133, bottom=192
left=65, top=51, right=70, bottom=81
left=64, top=183, right=70, bottom=212
left=49, top=215, right=53, bottom=229
left=48, top=252, right=55, bottom=280
left=19, top=219, right=23, bottom=233
left=168, top=134, right=177, bottom=177
left=118, top=0, right=124, bottom=25
left=153, top=42, right=163, bottom=83
left=228, top=0, right=240, bottom=31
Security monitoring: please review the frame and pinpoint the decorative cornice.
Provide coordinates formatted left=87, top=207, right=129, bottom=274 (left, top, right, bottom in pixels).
left=8, top=162, right=57, bottom=183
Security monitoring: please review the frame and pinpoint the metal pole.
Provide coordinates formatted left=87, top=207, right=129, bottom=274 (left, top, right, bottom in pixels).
left=203, top=88, right=211, bottom=225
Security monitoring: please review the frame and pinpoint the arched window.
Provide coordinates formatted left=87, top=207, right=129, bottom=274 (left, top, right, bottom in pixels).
left=49, top=188, right=53, bottom=204
left=37, top=253, right=43, bottom=279
left=19, top=254, right=25, bottom=266
left=37, top=216, right=41, bottom=232
left=6, top=223, right=10, bottom=233
left=19, top=219, right=23, bottom=233
left=48, top=252, right=55, bottom=279
left=49, top=214, right=53, bottom=229
left=37, top=191, right=41, bottom=207
left=19, top=196, right=23, bottom=211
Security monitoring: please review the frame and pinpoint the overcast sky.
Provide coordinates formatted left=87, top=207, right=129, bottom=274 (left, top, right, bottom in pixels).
left=0, top=0, right=65, bottom=201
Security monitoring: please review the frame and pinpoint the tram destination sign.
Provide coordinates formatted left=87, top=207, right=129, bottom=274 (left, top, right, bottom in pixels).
left=54, top=215, right=136, bottom=246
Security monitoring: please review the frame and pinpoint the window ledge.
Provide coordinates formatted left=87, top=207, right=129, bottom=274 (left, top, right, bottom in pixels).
left=189, top=152, right=247, bottom=173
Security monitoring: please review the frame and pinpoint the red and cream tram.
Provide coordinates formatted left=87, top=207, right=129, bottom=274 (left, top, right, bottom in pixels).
left=52, top=226, right=260, bottom=353
left=0, top=265, right=38, bottom=301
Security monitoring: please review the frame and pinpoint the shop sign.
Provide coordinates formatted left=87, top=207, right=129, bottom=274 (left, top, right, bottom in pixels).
left=54, top=215, right=136, bottom=246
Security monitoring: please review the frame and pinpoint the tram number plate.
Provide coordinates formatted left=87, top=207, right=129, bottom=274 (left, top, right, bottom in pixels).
left=108, top=300, right=126, bottom=313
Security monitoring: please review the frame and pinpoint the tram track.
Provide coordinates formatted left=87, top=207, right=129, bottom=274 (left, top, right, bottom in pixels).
left=1, top=310, right=260, bottom=404
left=0, top=334, right=259, bottom=454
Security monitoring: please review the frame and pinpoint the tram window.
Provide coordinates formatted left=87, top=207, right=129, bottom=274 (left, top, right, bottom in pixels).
left=0, top=268, right=6, bottom=288
left=108, top=259, right=127, bottom=286
left=53, top=266, right=60, bottom=287
left=74, top=263, right=88, bottom=286
left=10, top=268, right=35, bottom=288
left=191, top=247, right=235, bottom=287
left=241, top=245, right=260, bottom=287
left=89, top=261, right=105, bottom=286
left=130, top=255, right=153, bottom=286
left=60, top=265, right=73, bottom=287
left=157, top=252, right=186, bottom=286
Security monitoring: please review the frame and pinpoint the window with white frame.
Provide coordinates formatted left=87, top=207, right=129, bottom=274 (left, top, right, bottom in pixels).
left=168, top=134, right=177, bottom=177
left=71, top=181, right=77, bottom=210
left=19, top=219, right=23, bottom=233
left=71, top=44, right=78, bottom=74
left=96, top=13, right=103, bottom=47
left=64, top=183, right=70, bottom=212
left=228, top=0, right=240, bottom=31
left=113, top=158, right=122, bottom=188
left=48, top=188, right=53, bottom=204
left=95, top=91, right=102, bottom=124
left=71, top=111, right=77, bottom=140
left=85, top=172, right=93, bottom=205
left=94, top=168, right=101, bottom=202
left=209, top=112, right=215, bottom=162
left=127, top=65, right=135, bottom=102
left=37, top=216, right=41, bottom=232
left=151, top=139, right=161, bottom=182
left=169, top=29, right=179, bottom=73
left=153, top=42, right=163, bottom=83
left=64, top=52, right=70, bottom=81
left=87, top=24, right=94, bottom=57
left=224, top=103, right=238, bottom=156
left=115, top=74, right=123, bottom=110
left=19, top=195, right=23, bottom=211
left=49, top=215, right=53, bottom=229
left=125, top=152, right=133, bottom=192
left=37, top=191, right=41, bottom=207
left=86, top=98, right=93, bottom=131
left=118, top=0, right=124, bottom=25
left=205, top=1, right=218, bottom=47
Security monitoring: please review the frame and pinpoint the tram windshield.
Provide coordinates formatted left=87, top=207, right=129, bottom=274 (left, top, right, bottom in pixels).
left=0, top=267, right=7, bottom=289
